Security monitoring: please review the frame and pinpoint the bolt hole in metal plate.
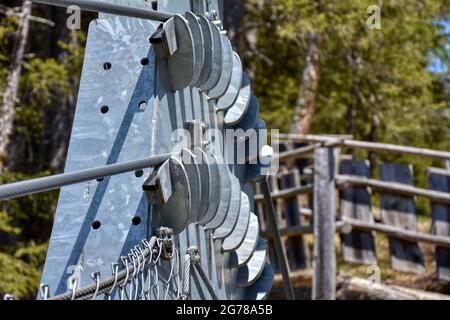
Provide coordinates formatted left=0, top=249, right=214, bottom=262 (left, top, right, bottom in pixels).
left=229, top=212, right=259, bottom=268
left=184, top=11, right=204, bottom=84
left=164, top=14, right=195, bottom=90
left=153, top=156, right=192, bottom=234
left=216, top=52, right=243, bottom=111
left=205, top=161, right=232, bottom=230
left=197, top=152, right=221, bottom=225
left=208, top=35, right=233, bottom=99
left=236, top=238, right=268, bottom=287
left=224, top=73, right=252, bottom=125
left=200, top=22, right=223, bottom=91
left=193, top=14, right=213, bottom=87
left=222, top=191, right=250, bottom=252
left=214, top=174, right=241, bottom=238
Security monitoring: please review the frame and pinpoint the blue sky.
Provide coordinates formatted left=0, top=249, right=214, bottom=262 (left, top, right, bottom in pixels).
left=428, top=19, right=449, bottom=74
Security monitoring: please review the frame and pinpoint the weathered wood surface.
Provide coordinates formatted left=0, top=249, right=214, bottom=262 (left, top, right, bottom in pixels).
left=312, top=148, right=337, bottom=300
left=337, top=274, right=450, bottom=300
left=342, top=217, right=450, bottom=248
left=279, top=169, right=310, bottom=269
left=336, top=175, right=450, bottom=205
left=253, top=184, right=313, bottom=201
left=339, top=160, right=377, bottom=265
left=428, top=168, right=450, bottom=280
left=261, top=221, right=350, bottom=238
left=380, top=163, right=424, bottom=273
left=274, top=134, right=450, bottom=162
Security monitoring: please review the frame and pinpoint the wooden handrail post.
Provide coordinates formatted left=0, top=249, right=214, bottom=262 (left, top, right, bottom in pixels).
left=312, top=147, right=339, bottom=300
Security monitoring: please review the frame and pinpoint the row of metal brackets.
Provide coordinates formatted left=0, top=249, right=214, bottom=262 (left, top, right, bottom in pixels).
left=39, top=0, right=273, bottom=300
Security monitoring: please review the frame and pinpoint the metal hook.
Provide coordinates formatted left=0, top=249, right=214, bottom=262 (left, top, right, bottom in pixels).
left=142, top=239, right=150, bottom=251
left=39, top=284, right=49, bottom=300
left=143, top=253, right=154, bottom=299
left=128, top=251, right=138, bottom=299
left=107, top=262, right=119, bottom=300
left=91, top=271, right=101, bottom=300
left=151, top=263, right=160, bottom=300
left=138, top=246, right=146, bottom=270
left=120, top=256, right=130, bottom=300
left=70, top=277, right=78, bottom=300
left=137, top=246, right=146, bottom=299
left=132, top=248, right=141, bottom=300
left=153, top=238, right=163, bottom=263
left=129, top=250, right=138, bottom=280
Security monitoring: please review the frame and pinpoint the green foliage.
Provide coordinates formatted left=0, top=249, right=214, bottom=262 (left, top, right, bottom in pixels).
left=0, top=3, right=87, bottom=298
left=0, top=252, right=42, bottom=299
left=246, top=0, right=449, bottom=173
left=0, top=172, right=56, bottom=298
left=248, top=0, right=449, bottom=141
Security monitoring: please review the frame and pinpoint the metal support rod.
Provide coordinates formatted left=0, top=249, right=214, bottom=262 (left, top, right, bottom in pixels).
left=192, top=261, right=218, bottom=300
left=48, top=236, right=159, bottom=300
left=259, top=177, right=296, bottom=300
left=0, top=153, right=172, bottom=201
left=32, top=0, right=173, bottom=22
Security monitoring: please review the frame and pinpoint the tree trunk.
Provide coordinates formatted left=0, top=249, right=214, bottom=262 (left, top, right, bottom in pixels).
left=290, top=33, right=321, bottom=135
left=369, top=110, right=379, bottom=172
left=49, top=31, right=78, bottom=173
left=0, top=0, right=32, bottom=172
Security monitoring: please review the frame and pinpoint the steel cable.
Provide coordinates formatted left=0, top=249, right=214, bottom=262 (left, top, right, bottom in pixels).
left=0, top=153, right=172, bottom=201
left=192, top=260, right=218, bottom=300
left=32, top=0, right=173, bottom=21
left=181, top=254, right=191, bottom=300
left=48, top=236, right=158, bottom=300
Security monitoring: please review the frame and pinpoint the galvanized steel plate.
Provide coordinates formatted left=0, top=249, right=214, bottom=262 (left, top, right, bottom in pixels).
left=208, top=35, right=233, bottom=99
left=205, top=161, right=232, bottom=230
left=216, top=52, right=242, bottom=111
left=184, top=11, right=204, bottom=84
left=214, top=174, right=241, bottom=238
left=229, top=212, right=259, bottom=268
left=178, top=149, right=201, bottom=222
left=200, top=22, right=223, bottom=91
left=222, top=191, right=251, bottom=252
left=243, top=263, right=273, bottom=300
left=193, top=147, right=211, bottom=222
left=165, top=14, right=195, bottom=90
left=224, top=73, right=251, bottom=125
left=194, top=15, right=213, bottom=88
left=197, top=152, right=221, bottom=225
left=154, top=156, right=192, bottom=234
left=227, top=94, right=259, bottom=135
left=40, top=15, right=158, bottom=297
left=236, top=238, right=268, bottom=287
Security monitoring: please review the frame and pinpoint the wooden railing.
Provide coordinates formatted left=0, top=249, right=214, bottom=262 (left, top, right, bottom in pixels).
left=254, top=134, right=450, bottom=299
